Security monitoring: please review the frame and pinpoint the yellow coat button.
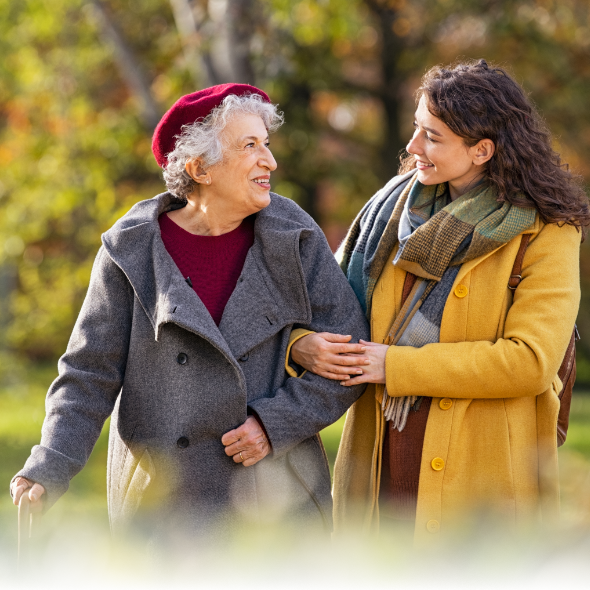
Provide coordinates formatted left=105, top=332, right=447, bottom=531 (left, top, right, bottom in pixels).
left=454, top=284, right=468, bottom=298
left=431, top=457, right=445, bottom=471
left=439, top=398, right=453, bottom=410
left=426, top=519, right=440, bottom=533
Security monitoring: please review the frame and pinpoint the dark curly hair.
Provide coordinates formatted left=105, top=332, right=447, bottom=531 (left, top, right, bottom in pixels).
left=400, top=59, right=590, bottom=237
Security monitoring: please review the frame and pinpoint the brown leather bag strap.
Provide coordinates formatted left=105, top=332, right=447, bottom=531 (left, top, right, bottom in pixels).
left=508, top=232, right=580, bottom=447
left=508, top=234, right=531, bottom=290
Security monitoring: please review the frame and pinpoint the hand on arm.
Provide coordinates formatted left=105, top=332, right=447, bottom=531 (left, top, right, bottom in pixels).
left=221, top=416, right=271, bottom=467
left=11, top=477, right=46, bottom=512
left=339, top=340, right=387, bottom=386
left=291, top=332, right=370, bottom=380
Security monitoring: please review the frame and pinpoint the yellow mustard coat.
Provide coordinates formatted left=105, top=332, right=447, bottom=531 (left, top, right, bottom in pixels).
left=332, top=218, right=581, bottom=545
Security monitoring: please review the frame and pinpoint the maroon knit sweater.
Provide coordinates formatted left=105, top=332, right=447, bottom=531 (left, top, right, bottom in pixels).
left=158, top=213, right=255, bottom=325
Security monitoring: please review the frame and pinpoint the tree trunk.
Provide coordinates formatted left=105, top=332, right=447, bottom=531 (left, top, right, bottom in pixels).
left=89, top=0, right=161, bottom=130
left=169, top=0, right=223, bottom=87
left=364, top=0, right=405, bottom=182
left=226, top=0, right=257, bottom=85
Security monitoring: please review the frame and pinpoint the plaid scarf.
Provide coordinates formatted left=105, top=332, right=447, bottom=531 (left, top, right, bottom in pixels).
left=340, top=172, right=536, bottom=431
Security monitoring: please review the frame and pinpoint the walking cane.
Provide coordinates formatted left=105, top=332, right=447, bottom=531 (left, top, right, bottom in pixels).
left=18, top=494, right=40, bottom=573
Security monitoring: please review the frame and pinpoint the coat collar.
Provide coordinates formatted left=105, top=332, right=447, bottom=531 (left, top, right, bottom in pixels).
left=101, top=192, right=312, bottom=359
left=454, top=216, right=542, bottom=284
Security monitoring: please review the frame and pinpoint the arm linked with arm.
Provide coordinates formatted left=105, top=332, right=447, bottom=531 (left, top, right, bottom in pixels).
left=248, top=224, right=370, bottom=458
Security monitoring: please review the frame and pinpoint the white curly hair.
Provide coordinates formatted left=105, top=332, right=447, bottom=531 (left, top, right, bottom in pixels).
left=162, top=93, right=284, bottom=201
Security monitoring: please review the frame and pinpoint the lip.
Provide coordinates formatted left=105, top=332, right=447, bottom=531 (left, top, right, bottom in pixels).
left=251, top=176, right=271, bottom=189
left=415, top=160, right=434, bottom=170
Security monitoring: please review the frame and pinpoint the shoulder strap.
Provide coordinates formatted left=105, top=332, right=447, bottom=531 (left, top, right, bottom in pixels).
left=508, top=231, right=580, bottom=446
left=508, top=234, right=531, bottom=290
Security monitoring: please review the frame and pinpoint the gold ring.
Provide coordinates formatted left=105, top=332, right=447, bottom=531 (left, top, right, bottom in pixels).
left=240, top=452, right=244, bottom=461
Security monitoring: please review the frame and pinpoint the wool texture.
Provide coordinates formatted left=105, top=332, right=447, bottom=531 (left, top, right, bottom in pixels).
left=13, top=191, right=369, bottom=539
left=159, top=213, right=254, bottom=325
left=342, top=173, right=537, bottom=430
left=152, top=83, right=270, bottom=167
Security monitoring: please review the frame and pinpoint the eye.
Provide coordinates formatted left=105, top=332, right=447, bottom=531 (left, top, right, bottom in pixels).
left=426, top=135, right=437, bottom=143
left=265, top=141, right=270, bottom=148
left=413, top=121, right=418, bottom=129
left=245, top=142, right=255, bottom=148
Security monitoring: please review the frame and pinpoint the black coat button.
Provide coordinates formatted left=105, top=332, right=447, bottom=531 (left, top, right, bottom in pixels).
left=239, top=353, right=249, bottom=362
left=176, top=437, right=189, bottom=449
left=177, top=353, right=188, bottom=365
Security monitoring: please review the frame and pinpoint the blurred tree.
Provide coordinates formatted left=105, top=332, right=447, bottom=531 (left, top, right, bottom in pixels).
left=0, top=0, right=589, bottom=377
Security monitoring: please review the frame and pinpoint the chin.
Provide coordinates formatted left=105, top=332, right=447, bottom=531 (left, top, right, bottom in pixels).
left=251, top=192, right=271, bottom=212
left=416, top=169, right=440, bottom=186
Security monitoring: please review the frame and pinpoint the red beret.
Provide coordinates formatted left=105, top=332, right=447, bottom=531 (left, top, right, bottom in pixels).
left=152, top=83, right=271, bottom=168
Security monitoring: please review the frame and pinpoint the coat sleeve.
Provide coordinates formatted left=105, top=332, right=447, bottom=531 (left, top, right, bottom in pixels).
left=12, top=247, right=134, bottom=509
left=248, top=224, right=370, bottom=458
left=385, top=222, right=581, bottom=399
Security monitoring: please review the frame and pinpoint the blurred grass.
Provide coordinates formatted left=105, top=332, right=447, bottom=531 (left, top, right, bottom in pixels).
left=1, top=362, right=589, bottom=539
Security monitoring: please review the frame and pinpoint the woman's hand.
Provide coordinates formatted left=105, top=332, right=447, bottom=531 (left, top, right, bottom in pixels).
left=340, top=340, right=387, bottom=386
left=222, top=416, right=271, bottom=467
left=11, top=477, right=45, bottom=512
left=291, top=332, right=369, bottom=380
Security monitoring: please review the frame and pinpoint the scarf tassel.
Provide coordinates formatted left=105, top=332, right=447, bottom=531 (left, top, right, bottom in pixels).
left=382, top=391, right=417, bottom=432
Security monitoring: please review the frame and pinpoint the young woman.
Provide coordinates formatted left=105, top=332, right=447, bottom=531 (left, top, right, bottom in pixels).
left=289, top=60, right=589, bottom=544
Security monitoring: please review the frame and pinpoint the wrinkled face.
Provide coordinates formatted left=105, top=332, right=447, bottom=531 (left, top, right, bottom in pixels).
left=209, top=113, right=277, bottom=217
left=406, top=95, right=483, bottom=194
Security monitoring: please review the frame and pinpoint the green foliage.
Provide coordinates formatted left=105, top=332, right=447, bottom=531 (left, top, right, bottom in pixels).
left=0, top=0, right=176, bottom=357
left=0, top=0, right=589, bottom=363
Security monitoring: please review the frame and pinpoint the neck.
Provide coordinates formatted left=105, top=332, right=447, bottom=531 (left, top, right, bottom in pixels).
left=448, top=171, right=485, bottom=201
left=168, top=188, right=244, bottom=236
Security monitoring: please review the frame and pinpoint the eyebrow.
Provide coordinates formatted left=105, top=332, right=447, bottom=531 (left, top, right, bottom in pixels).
left=414, top=117, right=444, bottom=137
left=241, top=135, right=269, bottom=142
left=423, top=125, right=443, bottom=137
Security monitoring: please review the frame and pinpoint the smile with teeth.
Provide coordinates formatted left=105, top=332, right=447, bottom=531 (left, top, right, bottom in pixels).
left=252, top=178, right=270, bottom=185
left=416, top=160, right=434, bottom=169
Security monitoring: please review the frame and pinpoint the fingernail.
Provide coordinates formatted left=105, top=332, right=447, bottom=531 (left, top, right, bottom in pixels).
left=356, top=369, right=363, bottom=374
left=340, top=381, right=346, bottom=386
left=30, top=494, right=37, bottom=502
left=360, top=346, right=366, bottom=351
left=364, top=360, right=370, bottom=365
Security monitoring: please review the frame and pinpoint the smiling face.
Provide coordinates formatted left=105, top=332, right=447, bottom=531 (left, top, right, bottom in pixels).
left=207, top=113, right=277, bottom=218
left=406, top=95, right=495, bottom=199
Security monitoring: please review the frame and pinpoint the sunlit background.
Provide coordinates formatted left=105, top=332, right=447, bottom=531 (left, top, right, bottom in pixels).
left=1, top=0, right=590, bottom=582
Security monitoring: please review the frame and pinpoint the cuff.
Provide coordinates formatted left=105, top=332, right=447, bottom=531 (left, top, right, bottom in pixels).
left=285, top=328, right=314, bottom=378
left=385, top=344, right=403, bottom=398
left=13, top=445, right=81, bottom=512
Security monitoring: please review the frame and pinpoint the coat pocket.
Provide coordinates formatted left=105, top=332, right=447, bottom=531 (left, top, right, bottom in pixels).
left=286, top=436, right=333, bottom=531
left=112, top=447, right=156, bottom=532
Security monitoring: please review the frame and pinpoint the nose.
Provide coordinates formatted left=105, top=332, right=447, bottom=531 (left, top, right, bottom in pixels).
left=260, top=144, right=277, bottom=172
left=406, top=130, right=422, bottom=156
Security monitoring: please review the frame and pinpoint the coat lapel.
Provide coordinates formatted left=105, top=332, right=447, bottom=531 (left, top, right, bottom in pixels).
left=101, top=192, right=311, bottom=363
left=101, top=193, right=236, bottom=363
left=218, top=198, right=311, bottom=359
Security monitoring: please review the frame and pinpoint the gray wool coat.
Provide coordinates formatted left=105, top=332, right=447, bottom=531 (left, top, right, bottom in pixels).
left=15, top=192, right=369, bottom=538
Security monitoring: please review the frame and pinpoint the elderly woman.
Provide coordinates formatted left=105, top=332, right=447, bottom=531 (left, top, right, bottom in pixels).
left=11, top=84, right=368, bottom=539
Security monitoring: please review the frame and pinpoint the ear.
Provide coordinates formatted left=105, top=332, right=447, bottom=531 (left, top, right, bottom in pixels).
left=472, top=139, right=495, bottom=166
left=185, top=158, right=211, bottom=185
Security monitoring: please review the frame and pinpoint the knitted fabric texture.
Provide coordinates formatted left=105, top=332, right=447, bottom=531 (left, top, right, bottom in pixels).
left=342, top=173, right=537, bottom=431
left=159, top=213, right=255, bottom=325
left=152, top=83, right=270, bottom=167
